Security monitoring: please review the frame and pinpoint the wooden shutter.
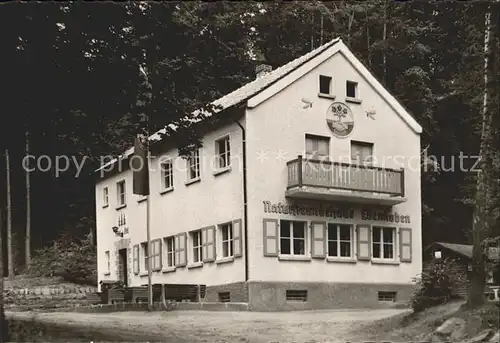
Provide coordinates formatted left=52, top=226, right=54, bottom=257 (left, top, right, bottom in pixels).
left=175, top=233, right=187, bottom=267
left=263, top=219, right=279, bottom=256
left=202, top=226, right=216, bottom=262
left=151, top=239, right=162, bottom=270
left=357, top=225, right=371, bottom=260
left=133, top=244, right=139, bottom=274
left=399, top=228, right=412, bottom=262
left=233, top=219, right=243, bottom=258
left=310, top=221, right=326, bottom=258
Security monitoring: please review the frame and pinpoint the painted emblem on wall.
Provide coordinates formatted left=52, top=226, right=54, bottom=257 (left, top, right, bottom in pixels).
left=326, top=102, right=354, bottom=137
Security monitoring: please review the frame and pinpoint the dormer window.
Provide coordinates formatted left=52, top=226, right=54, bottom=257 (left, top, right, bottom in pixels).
left=319, top=75, right=332, bottom=95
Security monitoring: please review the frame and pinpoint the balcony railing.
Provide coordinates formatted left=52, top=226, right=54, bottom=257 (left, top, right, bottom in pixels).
left=286, top=156, right=404, bottom=197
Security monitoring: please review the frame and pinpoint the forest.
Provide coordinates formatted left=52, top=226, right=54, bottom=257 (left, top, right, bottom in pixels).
left=0, top=1, right=498, bottom=281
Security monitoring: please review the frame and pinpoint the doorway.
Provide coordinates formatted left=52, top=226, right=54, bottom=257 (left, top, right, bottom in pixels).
left=118, top=248, right=128, bottom=286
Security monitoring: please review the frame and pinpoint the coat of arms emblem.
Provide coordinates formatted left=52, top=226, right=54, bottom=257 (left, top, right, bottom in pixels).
left=326, top=102, right=354, bottom=137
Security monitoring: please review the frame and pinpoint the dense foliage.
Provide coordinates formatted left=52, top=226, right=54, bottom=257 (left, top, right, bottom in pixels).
left=26, top=233, right=96, bottom=285
left=411, top=258, right=467, bottom=312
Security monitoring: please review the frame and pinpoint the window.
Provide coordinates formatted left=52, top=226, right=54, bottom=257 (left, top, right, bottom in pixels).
left=280, top=220, right=306, bottom=255
left=220, top=223, right=234, bottom=258
left=372, top=227, right=396, bottom=259
left=161, top=160, right=173, bottom=189
left=286, top=290, right=308, bottom=302
left=116, top=180, right=126, bottom=206
left=218, top=292, right=230, bottom=303
left=319, top=75, right=332, bottom=94
left=327, top=224, right=352, bottom=258
left=187, top=149, right=200, bottom=180
left=351, top=141, right=373, bottom=165
left=378, top=291, right=397, bottom=302
left=104, top=251, right=110, bottom=274
left=141, top=242, right=149, bottom=271
left=305, top=134, right=330, bottom=158
left=346, top=81, right=358, bottom=98
left=150, top=240, right=161, bottom=271
left=164, top=236, right=175, bottom=268
left=103, top=187, right=109, bottom=207
left=191, top=230, right=203, bottom=263
left=215, top=136, right=231, bottom=169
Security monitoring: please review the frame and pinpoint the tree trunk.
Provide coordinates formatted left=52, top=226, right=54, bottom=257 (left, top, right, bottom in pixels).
left=382, top=0, right=387, bottom=84
left=25, top=131, right=31, bottom=268
left=467, top=4, right=498, bottom=309
left=4, top=150, right=13, bottom=279
left=0, top=209, right=7, bottom=342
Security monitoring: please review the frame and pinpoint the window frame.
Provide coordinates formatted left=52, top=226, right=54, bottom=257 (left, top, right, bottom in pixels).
left=103, top=187, right=109, bottom=207
left=350, top=140, right=374, bottom=165
left=220, top=222, right=234, bottom=258
left=104, top=250, right=110, bottom=274
left=327, top=223, right=353, bottom=259
left=305, top=134, right=330, bottom=159
left=215, top=135, right=231, bottom=169
left=191, top=229, right=203, bottom=263
left=161, top=159, right=174, bottom=190
left=116, top=180, right=126, bottom=207
left=187, top=149, right=201, bottom=180
left=279, top=220, right=307, bottom=256
left=346, top=80, right=358, bottom=98
left=164, top=236, right=176, bottom=268
left=319, top=75, right=332, bottom=95
left=372, top=226, right=397, bottom=260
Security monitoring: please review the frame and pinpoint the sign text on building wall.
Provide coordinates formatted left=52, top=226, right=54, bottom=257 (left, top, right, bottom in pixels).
left=263, top=201, right=410, bottom=224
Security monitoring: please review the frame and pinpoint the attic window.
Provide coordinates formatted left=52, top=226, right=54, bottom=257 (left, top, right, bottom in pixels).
left=346, top=81, right=358, bottom=98
left=319, top=75, right=332, bottom=95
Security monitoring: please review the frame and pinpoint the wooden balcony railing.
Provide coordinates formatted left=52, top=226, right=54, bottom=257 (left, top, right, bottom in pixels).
left=286, top=155, right=405, bottom=197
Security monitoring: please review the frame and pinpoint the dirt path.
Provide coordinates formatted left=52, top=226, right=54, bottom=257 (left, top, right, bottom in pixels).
left=8, top=308, right=409, bottom=342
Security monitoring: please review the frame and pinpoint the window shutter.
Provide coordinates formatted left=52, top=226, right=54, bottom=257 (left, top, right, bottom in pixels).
left=399, top=228, right=412, bottom=262
left=202, top=226, right=216, bottom=262
left=175, top=233, right=187, bottom=267
left=133, top=244, right=139, bottom=274
left=310, top=221, right=326, bottom=258
left=151, top=239, right=162, bottom=270
left=232, top=219, right=243, bottom=258
left=357, top=225, right=371, bottom=260
left=263, top=219, right=279, bottom=256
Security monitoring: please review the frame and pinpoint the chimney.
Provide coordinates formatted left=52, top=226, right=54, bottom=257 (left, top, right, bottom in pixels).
left=255, top=64, right=272, bottom=78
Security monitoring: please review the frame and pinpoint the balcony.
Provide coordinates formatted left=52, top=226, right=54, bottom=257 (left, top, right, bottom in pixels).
left=286, top=156, right=406, bottom=206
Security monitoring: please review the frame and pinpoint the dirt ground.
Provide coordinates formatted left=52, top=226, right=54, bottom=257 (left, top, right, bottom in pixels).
left=8, top=308, right=409, bottom=342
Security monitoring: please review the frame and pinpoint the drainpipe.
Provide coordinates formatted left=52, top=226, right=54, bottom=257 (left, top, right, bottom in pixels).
left=235, top=120, right=249, bottom=282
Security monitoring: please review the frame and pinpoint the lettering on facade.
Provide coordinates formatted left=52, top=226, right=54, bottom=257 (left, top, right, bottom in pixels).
left=263, top=201, right=355, bottom=219
left=263, top=201, right=410, bottom=223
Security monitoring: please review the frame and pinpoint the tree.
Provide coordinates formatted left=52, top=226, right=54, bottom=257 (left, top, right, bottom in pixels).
left=25, top=132, right=31, bottom=268
left=4, top=150, right=12, bottom=278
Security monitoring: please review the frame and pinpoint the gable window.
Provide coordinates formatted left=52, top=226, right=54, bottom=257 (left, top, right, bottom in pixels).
left=215, top=136, right=231, bottom=169
left=191, top=230, right=203, bottom=263
left=187, top=149, right=200, bottom=180
left=103, top=187, right=109, bottom=207
left=280, top=220, right=306, bottom=256
left=164, top=236, right=175, bottom=268
left=116, top=180, right=126, bottom=207
left=305, top=134, right=330, bottom=159
left=104, top=250, right=110, bottom=274
left=372, top=227, right=396, bottom=259
left=161, top=160, right=173, bottom=189
left=220, top=223, right=234, bottom=258
left=327, top=224, right=352, bottom=258
left=319, top=75, right=332, bottom=95
left=346, top=81, right=358, bottom=98
left=351, top=141, right=373, bottom=165
left=140, top=242, right=149, bottom=271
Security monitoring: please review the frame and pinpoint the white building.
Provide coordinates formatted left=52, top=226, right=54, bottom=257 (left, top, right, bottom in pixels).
left=95, top=38, right=422, bottom=311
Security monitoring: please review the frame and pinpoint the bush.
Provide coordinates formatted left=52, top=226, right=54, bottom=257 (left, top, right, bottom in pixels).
left=411, top=257, right=466, bottom=312
left=26, top=233, right=96, bottom=285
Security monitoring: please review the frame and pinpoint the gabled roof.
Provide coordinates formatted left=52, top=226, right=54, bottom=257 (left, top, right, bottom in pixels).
left=96, top=37, right=422, bottom=173
left=428, top=242, right=500, bottom=261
